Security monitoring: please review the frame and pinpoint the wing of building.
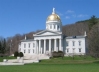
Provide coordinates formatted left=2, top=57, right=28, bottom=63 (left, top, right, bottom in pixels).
left=18, top=8, right=87, bottom=59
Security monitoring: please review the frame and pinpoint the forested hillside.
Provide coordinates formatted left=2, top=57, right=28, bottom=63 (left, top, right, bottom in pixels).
left=0, top=16, right=99, bottom=56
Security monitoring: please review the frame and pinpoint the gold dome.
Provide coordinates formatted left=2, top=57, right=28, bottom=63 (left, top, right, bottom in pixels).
left=47, top=14, right=60, bottom=21
left=46, top=8, right=61, bottom=21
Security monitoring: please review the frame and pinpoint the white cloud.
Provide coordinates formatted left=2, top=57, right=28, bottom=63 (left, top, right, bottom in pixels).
left=77, top=14, right=88, bottom=18
left=66, top=10, right=74, bottom=14
left=65, top=16, right=70, bottom=19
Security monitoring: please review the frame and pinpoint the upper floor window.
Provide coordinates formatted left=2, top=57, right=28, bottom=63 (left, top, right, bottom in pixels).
left=24, top=43, right=26, bottom=48
left=66, top=41, right=69, bottom=46
left=78, top=41, right=81, bottom=46
left=28, top=43, right=30, bottom=48
left=72, top=41, right=75, bottom=46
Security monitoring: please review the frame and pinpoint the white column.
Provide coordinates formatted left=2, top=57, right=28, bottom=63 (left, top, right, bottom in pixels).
left=36, top=40, right=39, bottom=54
left=35, top=40, right=37, bottom=54
left=54, top=39, right=57, bottom=51
left=44, top=39, right=46, bottom=54
left=59, top=39, right=63, bottom=51
left=49, top=39, right=51, bottom=52
left=39, top=40, right=41, bottom=54
left=59, top=39, right=62, bottom=51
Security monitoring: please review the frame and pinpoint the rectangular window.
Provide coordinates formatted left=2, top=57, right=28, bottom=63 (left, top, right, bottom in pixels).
left=79, top=41, right=81, bottom=46
left=28, top=49, right=30, bottom=53
left=67, top=49, right=69, bottom=53
left=54, top=25, right=55, bottom=29
left=79, top=48, right=81, bottom=52
left=66, top=41, right=69, bottom=46
left=72, top=41, right=75, bottom=46
left=24, top=43, right=26, bottom=48
left=33, top=49, right=34, bottom=53
left=24, top=50, right=26, bottom=53
left=57, top=25, right=59, bottom=30
left=28, top=43, right=30, bottom=48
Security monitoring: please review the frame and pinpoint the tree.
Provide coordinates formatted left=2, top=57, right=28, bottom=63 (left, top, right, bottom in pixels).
left=0, top=37, right=7, bottom=54
left=88, top=24, right=99, bottom=58
left=2, top=38, right=6, bottom=54
left=19, top=52, right=24, bottom=57
left=88, top=15, right=99, bottom=59
left=88, top=15, right=98, bottom=30
left=14, top=51, right=19, bottom=57
left=0, top=41, right=2, bottom=53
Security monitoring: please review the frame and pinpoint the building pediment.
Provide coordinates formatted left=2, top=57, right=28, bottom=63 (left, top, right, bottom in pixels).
left=33, top=30, right=62, bottom=36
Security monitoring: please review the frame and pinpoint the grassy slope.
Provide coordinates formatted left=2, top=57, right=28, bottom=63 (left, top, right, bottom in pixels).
left=0, top=56, right=99, bottom=72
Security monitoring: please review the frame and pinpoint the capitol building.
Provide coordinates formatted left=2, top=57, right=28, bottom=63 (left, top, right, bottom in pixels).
left=18, top=8, right=87, bottom=59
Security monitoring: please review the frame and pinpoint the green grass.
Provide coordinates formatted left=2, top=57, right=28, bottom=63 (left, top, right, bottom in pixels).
left=0, top=56, right=16, bottom=62
left=0, top=63, right=99, bottom=72
left=0, top=56, right=99, bottom=72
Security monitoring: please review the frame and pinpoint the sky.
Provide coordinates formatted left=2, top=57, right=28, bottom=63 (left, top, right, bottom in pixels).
left=0, top=0, right=99, bottom=38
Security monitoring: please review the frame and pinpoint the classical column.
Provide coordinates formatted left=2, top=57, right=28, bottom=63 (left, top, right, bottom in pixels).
left=49, top=39, right=51, bottom=52
left=54, top=39, right=57, bottom=51
left=59, top=39, right=62, bottom=51
left=44, top=39, right=46, bottom=54
left=39, top=40, right=41, bottom=54
left=35, top=40, right=37, bottom=54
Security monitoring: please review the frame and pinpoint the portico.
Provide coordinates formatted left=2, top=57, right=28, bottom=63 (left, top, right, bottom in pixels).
left=35, top=38, right=63, bottom=54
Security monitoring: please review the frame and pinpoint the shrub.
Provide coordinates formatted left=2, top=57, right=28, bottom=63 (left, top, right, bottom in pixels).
left=14, top=51, right=19, bottom=57
left=52, top=51, right=64, bottom=58
left=19, top=52, right=24, bottom=57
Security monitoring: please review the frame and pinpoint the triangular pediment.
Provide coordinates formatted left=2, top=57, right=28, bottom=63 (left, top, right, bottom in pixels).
left=34, top=30, right=62, bottom=36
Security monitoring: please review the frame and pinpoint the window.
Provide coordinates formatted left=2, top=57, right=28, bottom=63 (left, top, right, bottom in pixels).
left=54, top=25, right=55, bottom=29
left=66, top=41, right=69, bottom=46
left=28, top=43, right=30, bottom=48
left=79, top=41, right=81, bottom=46
left=57, top=25, right=59, bottom=29
left=24, top=50, right=26, bottom=53
left=33, top=49, right=34, bottom=53
left=24, top=43, right=26, bottom=48
left=67, top=49, right=69, bottom=53
left=33, top=43, right=35, bottom=47
left=79, top=48, right=81, bottom=52
left=72, top=41, right=75, bottom=46
left=28, top=49, right=30, bottom=53
left=50, top=25, right=52, bottom=29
